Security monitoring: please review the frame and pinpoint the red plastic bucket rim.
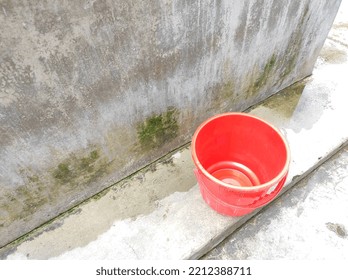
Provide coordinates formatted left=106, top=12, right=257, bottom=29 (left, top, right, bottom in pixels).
left=191, top=112, right=290, bottom=191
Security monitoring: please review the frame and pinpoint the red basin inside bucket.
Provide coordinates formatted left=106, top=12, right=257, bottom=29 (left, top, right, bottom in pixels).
left=191, top=112, right=290, bottom=216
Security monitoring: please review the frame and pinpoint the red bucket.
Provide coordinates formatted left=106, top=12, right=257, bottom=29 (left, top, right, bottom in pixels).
left=192, top=112, right=290, bottom=216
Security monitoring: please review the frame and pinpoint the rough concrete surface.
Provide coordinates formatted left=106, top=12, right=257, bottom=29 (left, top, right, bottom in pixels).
left=1, top=0, right=348, bottom=258
left=203, top=146, right=348, bottom=260
left=0, top=0, right=342, bottom=247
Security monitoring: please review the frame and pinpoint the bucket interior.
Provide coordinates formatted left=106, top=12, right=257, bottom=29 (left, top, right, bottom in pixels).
left=194, top=114, right=288, bottom=187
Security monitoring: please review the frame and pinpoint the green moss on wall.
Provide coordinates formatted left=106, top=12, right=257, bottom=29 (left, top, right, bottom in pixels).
left=52, top=149, right=108, bottom=186
left=53, top=163, right=72, bottom=184
left=254, top=54, right=277, bottom=90
left=137, top=107, right=179, bottom=151
left=244, top=54, right=278, bottom=98
left=79, top=150, right=100, bottom=173
left=1, top=147, right=112, bottom=232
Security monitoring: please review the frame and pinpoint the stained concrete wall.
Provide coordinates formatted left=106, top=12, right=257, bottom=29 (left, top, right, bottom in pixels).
left=0, top=0, right=341, bottom=247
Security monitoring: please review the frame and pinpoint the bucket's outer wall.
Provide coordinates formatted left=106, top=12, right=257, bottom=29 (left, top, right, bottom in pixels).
left=192, top=113, right=290, bottom=216
left=0, top=0, right=341, bottom=247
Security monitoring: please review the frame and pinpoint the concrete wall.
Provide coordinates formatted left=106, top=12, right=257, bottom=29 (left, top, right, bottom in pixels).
left=0, top=0, right=341, bottom=247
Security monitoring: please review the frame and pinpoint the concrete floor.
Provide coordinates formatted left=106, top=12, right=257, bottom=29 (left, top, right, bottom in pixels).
left=1, top=1, right=348, bottom=260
